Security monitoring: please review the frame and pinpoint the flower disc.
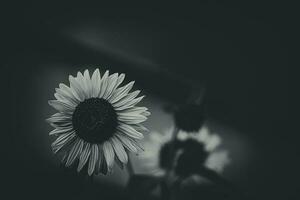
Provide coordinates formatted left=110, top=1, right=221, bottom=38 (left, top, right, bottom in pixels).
left=72, top=98, right=118, bottom=144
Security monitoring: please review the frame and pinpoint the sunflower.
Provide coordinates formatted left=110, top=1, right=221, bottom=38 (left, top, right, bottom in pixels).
left=139, top=126, right=230, bottom=176
left=46, top=69, right=150, bottom=175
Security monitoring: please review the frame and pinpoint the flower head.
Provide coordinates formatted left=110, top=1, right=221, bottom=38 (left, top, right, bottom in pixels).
left=46, top=69, right=150, bottom=175
left=139, top=126, right=230, bottom=176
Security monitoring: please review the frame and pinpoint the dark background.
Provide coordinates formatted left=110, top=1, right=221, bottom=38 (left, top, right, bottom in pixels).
left=4, top=1, right=291, bottom=200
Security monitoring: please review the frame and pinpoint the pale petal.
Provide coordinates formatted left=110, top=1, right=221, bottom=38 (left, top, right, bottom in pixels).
left=103, top=73, right=118, bottom=99
left=54, top=92, right=64, bottom=102
left=118, top=106, right=148, bottom=115
left=52, top=131, right=75, bottom=146
left=111, top=137, right=128, bottom=164
left=91, top=69, right=101, bottom=98
left=99, top=146, right=108, bottom=175
left=114, top=156, right=124, bottom=169
left=59, top=83, right=81, bottom=103
left=205, top=134, right=221, bottom=152
left=61, top=153, right=68, bottom=164
left=117, top=114, right=147, bottom=124
left=69, top=75, right=85, bottom=101
left=131, top=124, right=149, bottom=132
left=76, top=72, right=89, bottom=99
left=52, top=131, right=76, bottom=154
left=54, top=93, right=77, bottom=108
left=112, top=90, right=140, bottom=108
left=106, top=73, right=126, bottom=100
left=126, top=136, right=144, bottom=152
left=116, top=73, right=125, bottom=87
left=99, top=70, right=109, bottom=98
left=77, top=142, right=91, bottom=172
left=49, top=127, right=73, bottom=135
left=103, top=141, right=115, bottom=172
left=109, top=81, right=134, bottom=103
left=88, top=144, right=99, bottom=175
left=49, top=121, right=72, bottom=129
left=95, top=146, right=103, bottom=175
left=198, top=126, right=210, bottom=142
left=46, top=113, right=72, bottom=124
left=66, top=139, right=84, bottom=167
left=83, top=69, right=92, bottom=98
left=48, top=100, right=74, bottom=112
left=55, top=87, right=78, bottom=106
left=115, top=133, right=138, bottom=153
left=117, top=123, right=144, bottom=139
left=114, top=96, right=145, bottom=111
left=205, top=150, right=230, bottom=173
left=141, top=111, right=151, bottom=117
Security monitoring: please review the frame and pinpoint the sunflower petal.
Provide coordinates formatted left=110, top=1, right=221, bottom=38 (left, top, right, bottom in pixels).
left=52, top=131, right=75, bottom=147
left=114, top=96, right=145, bottom=111
left=125, top=136, right=144, bottom=152
left=48, top=100, right=74, bottom=112
left=117, top=123, right=144, bottom=139
left=114, top=156, right=124, bottom=169
left=69, top=75, right=85, bottom=101
left=109, top=81, right=135, bottom=103
left=59, top=83, right=81, bottom=103
left=88, top=144, right=99, bottom=175
left=116, top=73, right=125, bottom=87
left=118, top=106, right=148, bottom=115
left=76, top=72, right=89, bottom=99
left=131, top=124, right=149, bottom=132
left=103, top=141, right=115, bottom=172
left=117, top=114, right=147, bottom=124
left=52, top=132, right=77, bottom=154
left=103, top=73, right=118, bottom=99
left=115, top=133, right=138, bottom=153
left=77, top=142, right=91, bottom=172
left=66, top=139, right=84, bottom=167
left=55, top=86, right=78, bottom=106
left=95, top=145, right=103, bottom=175
left=49, top=127, right=73, bottom=135
left=113, top=90, right=140, bottom=108
left=205, top=134, right=221, bottom=152
left=100, top=150, right=108, bottom=175
left=141, top=111, right=151, bottom=117
left=49, top=121, right=73, bottom=129
left=46, top=113, right=72, bottom=124
left=83, top=69, right=92, bottom=98
left=99, top=70, right=109, bottom=98
left=111, top=137, right=128, bottom=164
left=91, top=69, right=101, bottom=98
left=107, top=74, right=125, bottom=99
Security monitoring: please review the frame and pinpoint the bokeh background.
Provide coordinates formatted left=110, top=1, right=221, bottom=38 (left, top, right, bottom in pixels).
left=4, top=2, right=291, bottom=200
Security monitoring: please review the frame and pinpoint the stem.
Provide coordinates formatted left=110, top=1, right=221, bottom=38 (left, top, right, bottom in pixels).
left=161, top=127, right=179, bottom=200
left=161, top=178, right=170, bottom=200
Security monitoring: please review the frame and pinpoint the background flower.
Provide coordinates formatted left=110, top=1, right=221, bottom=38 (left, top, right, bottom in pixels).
left=139, top=126, right=230, bottom=176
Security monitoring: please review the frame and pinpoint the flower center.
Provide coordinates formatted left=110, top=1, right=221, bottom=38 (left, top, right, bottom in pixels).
left=72, top=98, right=118, bottom=144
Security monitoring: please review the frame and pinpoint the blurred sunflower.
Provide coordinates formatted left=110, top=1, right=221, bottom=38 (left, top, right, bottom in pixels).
left=46, top=69, right=150, bottom=175
left=139, top=126, right=230, bottom=176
